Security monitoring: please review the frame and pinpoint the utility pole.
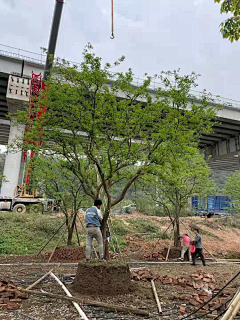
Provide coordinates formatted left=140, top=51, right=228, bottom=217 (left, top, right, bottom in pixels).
left=44, top=0, right=64, bottom=80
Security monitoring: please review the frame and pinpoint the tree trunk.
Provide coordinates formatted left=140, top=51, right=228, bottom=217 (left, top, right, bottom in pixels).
left=100, top=208, right=110, bottom=235
left=104, top=239, right=110, bottom=261
left=173, top=214, right=181, bottom=247
left=67, top=227, right=74, bottom=246
left=67, top=210, right=78, bottom=246
left=101, top=207, right=110, bottom=259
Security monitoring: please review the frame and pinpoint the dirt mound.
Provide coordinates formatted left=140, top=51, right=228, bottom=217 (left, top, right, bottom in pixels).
left=46, top=246, right=85, bottom=261
left=73, top=262, right=133, bottom=295
left=163, top=247, right=182, bottom=259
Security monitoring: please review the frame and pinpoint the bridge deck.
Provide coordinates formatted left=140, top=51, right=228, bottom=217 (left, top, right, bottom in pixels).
left=0, top=47, right=240, bottom=170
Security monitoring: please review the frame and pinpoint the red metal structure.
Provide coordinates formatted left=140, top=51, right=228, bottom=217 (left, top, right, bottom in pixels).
left=22, top=0, right=64, bottom=188
left=23, top=72, right=46, bottom=186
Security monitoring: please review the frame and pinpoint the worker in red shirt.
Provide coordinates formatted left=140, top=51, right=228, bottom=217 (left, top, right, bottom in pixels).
left=178, top=234, right=191, bottom=261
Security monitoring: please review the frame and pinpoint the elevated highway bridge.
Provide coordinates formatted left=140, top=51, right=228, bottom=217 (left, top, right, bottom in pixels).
left=0, top=45, right=240, bottom=195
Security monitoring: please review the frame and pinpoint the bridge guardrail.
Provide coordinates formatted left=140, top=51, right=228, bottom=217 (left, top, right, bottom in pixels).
left=1, top=44, right=240, bottom=109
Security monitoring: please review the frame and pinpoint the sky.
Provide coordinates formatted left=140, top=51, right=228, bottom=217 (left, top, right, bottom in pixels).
left=0, top=0, right=239, bottom=102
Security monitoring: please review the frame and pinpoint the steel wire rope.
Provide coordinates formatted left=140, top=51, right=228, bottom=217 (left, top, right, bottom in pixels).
left=181, top=270, right=240, bottom=320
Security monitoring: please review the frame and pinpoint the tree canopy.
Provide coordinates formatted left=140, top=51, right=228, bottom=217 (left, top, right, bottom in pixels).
left=215, top=0, right=240, bottom=42
left=139, top=147, right=215, bottom=246
left=224, top=170, right=240, bottom=213
left=14, top=45, right=218, bottom=233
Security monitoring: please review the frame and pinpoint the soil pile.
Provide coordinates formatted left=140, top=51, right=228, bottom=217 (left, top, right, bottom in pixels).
left=46, top=246, right=85, bottom=261
left=73, top=262, right=133, bottom=295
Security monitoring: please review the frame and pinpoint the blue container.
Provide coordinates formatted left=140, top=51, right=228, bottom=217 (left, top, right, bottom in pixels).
left=192, top=196, right=232, bottom=215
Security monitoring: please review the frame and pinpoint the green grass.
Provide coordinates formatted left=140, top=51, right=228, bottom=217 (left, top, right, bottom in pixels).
left=108, top=219, right=128, bottom=252
left=197, top=215, right=240, bottom=231
left=125, top=218, right=160, bottom=234
left=0, top=212, right=79, bottom=254
left=108, top=218, right=171, bottom=249
left=215, top=215, right=240, bottom=229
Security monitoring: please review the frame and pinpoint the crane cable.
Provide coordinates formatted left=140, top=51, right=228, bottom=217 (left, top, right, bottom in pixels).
left=110, top=0, right=114, bottom=39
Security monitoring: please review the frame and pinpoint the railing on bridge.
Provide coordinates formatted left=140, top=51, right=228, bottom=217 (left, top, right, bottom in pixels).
left=0, top=44, right=46, bottom=65
left=128, top=76, right=240, bottom=109
left=1, top=43, right=240, bottom=109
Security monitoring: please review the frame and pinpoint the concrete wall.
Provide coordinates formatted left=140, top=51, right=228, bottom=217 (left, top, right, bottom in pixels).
left=0, top=55, right=44, bottom=78
left=0, top=119, right=25, bottom=197
left=204, top=134, right=240, bottom=159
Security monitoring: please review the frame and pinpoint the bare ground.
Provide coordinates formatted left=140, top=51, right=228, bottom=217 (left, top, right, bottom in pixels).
left=0, top=213, right=239, bottom=319
left=0, top=260, right=239, bottom=320
left=114, top=213, right=240, bottom=259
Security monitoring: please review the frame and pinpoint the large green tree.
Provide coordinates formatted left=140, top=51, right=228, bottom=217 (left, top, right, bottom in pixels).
left=224, top=171, right=240, bottom=213
left=215, top=0, right=240, bottom=42
left=14, top=45, right=217, bottom=235
left=0, top=153, right=5, bottom=176
left=140, top=147, right=215, bottom=246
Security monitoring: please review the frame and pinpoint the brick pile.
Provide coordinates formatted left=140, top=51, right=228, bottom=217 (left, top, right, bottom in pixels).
left=157, top=272, right=216, bottom=292
left=130, top=268, right=154, bottom=281
left=0, top=279, right=28, bottom=310
left=140, top=252, right=165, bottom=261
left=130, top=269, right=235, bottom=313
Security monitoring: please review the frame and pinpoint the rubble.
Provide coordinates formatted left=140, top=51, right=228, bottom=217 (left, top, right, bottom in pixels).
left=130, top=269, right=235, bottom=313
left=0, top=279, right=28, bottom=310
left=140, top=252, right=165, bottom=261
left=130, top=267, right=155, bottom=281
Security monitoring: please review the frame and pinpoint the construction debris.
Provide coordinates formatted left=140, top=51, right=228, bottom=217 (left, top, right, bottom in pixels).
left=130, top=267, right=155, bottom=281
left=0, top=279, right=28, bottom=310
left=130, top=269, right=235, bottom=312
left=140, top=252, right=165, bottom=261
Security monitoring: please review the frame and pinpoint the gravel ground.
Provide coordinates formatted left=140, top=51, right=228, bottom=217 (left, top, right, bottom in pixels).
left=0, top=258, right=239, bottom=320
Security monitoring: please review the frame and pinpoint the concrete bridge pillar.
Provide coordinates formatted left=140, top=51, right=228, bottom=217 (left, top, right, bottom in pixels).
left=0, top=120, right=25, bottom=197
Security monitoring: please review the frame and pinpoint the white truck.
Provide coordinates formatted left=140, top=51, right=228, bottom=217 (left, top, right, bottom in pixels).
left=0, top=196, right=59, bottom=213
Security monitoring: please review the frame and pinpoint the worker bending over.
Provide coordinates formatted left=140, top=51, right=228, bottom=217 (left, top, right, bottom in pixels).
left=179, top=234, right=191, bottom=261
left=85, top=199, right=105, bottom=263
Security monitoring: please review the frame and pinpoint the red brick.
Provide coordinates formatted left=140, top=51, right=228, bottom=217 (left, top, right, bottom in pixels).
left=7, top=302, right=19, bottom=310
left=162, top=279, right=172, bottom=284
left=189, top=299, right=200, bottom=307
left=179, top=306, right=186, bottom=315
left=194, top=295, right=203, bottom=304
left=178, top=295, right=189, bottom=301
left=178, top=280, right=186, bottom=288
